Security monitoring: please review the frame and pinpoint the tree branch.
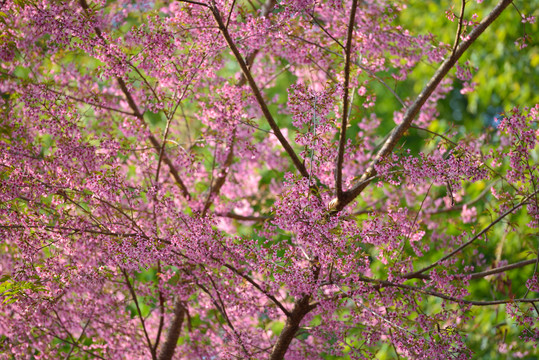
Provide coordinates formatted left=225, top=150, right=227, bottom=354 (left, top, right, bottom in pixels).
left=285, top=36, right=406, bottom=107
left=122, top=270, right=157, bottom=360
left=335, top=0, right=359, bottom=199
left=216, top=212, right=271, bottom=221
left=203, top=129, right=236, bottom=214
left=315, top=274, right=539, bottom=309
left=404, top=189, right=538, bottom=278
left=155, top=117, right=173, bottom=184
left=377, top=278, right=539, bottom=306
left=399, top=258, right=538, bottom=281
left=211, top=5, right=310, bottom=178
left=63, top=314, right=93, bottom=360
left=340, top=275, right=539, bottom=306
left=177, top=0, right=209, bottom=7
left=329, top=0, right=513, bottom=212
left=223, top=263, right=291, bottom=316
left=269, top=265, right=320, bottom=360
left=450, top=0, right=466, bottom=60
left=157, top=301, right=186, bottom=360
left=469, top=258, right=537, bottom=280
left=152, top=261, right=166, bottom=354
left=429, top=181, right=495, bottom=215
left=306, top=11, right=345, bottom=50
left=269, top=295, right=311, bottom=360
left=201, top=1, right=278, bottom=212
left=0, top=224, right=139, bottom=238
left=79, top=0, right=191, bottom=200
left=48, top=333, right=106, bottom=360
left=117, top=80, right=192, bottom=200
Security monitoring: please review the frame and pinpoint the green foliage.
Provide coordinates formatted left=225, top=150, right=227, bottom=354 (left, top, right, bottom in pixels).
left=0, top=275, right=47, bottom=304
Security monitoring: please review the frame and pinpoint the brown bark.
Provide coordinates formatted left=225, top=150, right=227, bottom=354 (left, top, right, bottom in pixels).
left=157, top=302, right=186, bottom=360
left=269, top=295, right=311, bottom=360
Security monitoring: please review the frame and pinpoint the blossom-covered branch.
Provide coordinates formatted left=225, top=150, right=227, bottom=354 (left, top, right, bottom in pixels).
left=331, top=0, right=514, bottom=212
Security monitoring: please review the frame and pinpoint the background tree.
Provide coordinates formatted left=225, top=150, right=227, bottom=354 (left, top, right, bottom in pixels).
left=0, top=0, right=538, bottom=359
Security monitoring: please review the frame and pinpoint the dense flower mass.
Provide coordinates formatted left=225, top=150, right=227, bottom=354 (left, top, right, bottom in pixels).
left=0, top=0, right=538, bottom=359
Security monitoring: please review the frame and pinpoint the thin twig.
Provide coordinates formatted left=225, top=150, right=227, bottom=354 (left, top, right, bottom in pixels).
left=469, top=258, right=538, bottom=280
left=403, top=189, right=539, bottom=278
left=400, top=258, right=538, bottom=281
left=316, top=274, right=539, bottom=307
left=223, top=264, right=291, bottom=316
left=49, top=334, right=106, bottom=360
left=410, top=125, right=459, bottom=147
left=398, top=182, right=433, bottom=259
left=226, top=0, right=237, bottom=29
left=337, top=285, right=419, bottom=336
left=287, top=35, right=406, bottom=107
left=368, top=276, right=539, bottom=306
left=122, top=269, right=157, bottom=360
left=63, top=314, right=93, bottom=360
left=430, top=182, right=495, bottom=214
left=306, top=11, right=345, bottom=49
left=155, top=116, right=173, bottom=183
left=153, top=261, right=166, bottom=354
left=308, top=97, right=317, bottom=186
left=177, top=0, right=209, bottom=7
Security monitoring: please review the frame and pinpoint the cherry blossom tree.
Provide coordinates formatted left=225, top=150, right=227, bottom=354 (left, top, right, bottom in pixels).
left=0, top=0, right=538, bottom=359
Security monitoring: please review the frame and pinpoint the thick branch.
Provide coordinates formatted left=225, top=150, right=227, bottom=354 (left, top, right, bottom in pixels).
left=157, top=301, right=186, bottom=360
left=269, top=265, right=320, bottom=360
left=211, top=6, right=310, bottom=178
left=79, top=0, right=191, bottom=199
left=269, top=295, right=311, bottom=360
left=216, top=212, right=271, bottom=221
left=335, top=0, right=359, bottom=198
left=330, top=0, right=513, bottom=212
left=117, top=80, right=191, bottom=199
